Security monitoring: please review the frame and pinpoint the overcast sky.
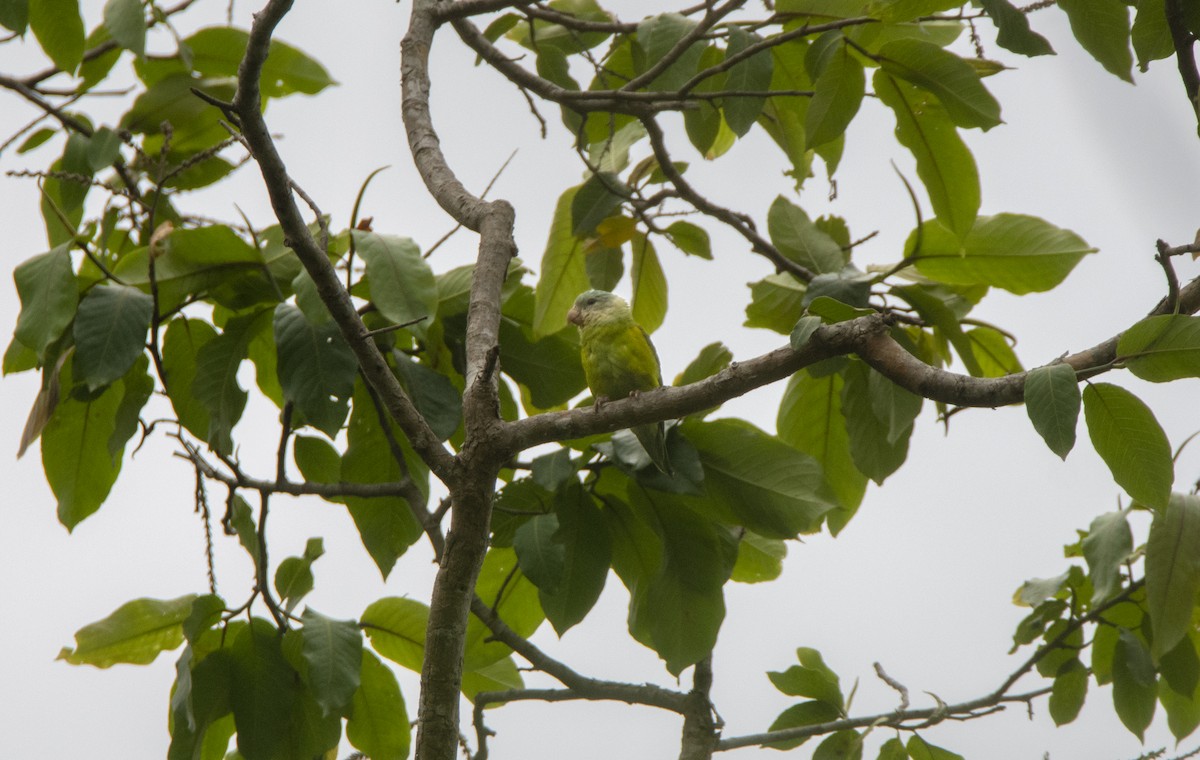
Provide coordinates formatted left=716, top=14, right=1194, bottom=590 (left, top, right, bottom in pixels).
left=3, top=2, right=1200, bottom=759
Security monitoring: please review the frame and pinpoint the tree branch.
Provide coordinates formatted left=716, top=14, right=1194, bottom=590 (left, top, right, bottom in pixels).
left=232, top=0, right=457, bottom=483
left=1165, top=0, right=1200, bottom=132
left=719, top=581, right=1143, bottom=751
left=679, top=656, right=719, bottom=760
left=468, top=596, right=691, bottom=711
left=504, top=271, right=1200, bottom=455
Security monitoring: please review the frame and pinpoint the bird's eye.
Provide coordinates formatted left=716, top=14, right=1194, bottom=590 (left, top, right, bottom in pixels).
left=587, top=297, right=597, bottom=305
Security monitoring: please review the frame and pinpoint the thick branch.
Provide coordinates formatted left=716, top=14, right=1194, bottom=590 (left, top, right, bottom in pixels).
left=504, top=272, right=1200, bottom=455
left=679, top=657, right=719, bottom=760
left=233, top=0, right=456, bottom=483
left=402, top=4, right=523, bottom=760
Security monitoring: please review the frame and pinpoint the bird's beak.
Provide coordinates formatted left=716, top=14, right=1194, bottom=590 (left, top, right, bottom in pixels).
left=567, top=306, right=582, bottom=326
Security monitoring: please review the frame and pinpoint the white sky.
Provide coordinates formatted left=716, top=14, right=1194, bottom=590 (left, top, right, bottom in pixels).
left=3, top=2, right=1200, bottom=759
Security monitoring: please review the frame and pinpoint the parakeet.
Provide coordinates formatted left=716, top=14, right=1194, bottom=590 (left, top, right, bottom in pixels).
left=567, top=290, right=671, bottom=474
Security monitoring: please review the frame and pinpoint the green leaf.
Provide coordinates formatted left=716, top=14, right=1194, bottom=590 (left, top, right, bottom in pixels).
left=630, top=232, right=667, bottom=333
left=685, top=418, right=837, bottom=537
left=867, top=364, right=922, bottom=445
left=636, top=12, right=704, bottom=90
left=534, top=187, right=589, bottom=337
left=42, top=359, right=123, bottom=529
left=745, top=273, right=807, bottom=333
left=182, top=26, right=335, bottom=96
left=168, top=645, right=234, bottom=760
left=361, top=597, right=428, bottom=674
left=29, top=0, right=84, bottom=73
left=274, top=304, right=356, bottom=437
left=1132, top=0, right=1174, bottom=71
left=112, top=225, right=268, bottom=313
left=354, top=231, right=437, bottom=339
left=109, top=355, right=152, bottom=460
left=87, top=126, right=123, bottom=171
left=78, top=26, right=121, bottom=91
left=392, top=353, right=462, bottom=441
left=498, top=314, right=587, bottom=409
left=778, top=371, right=866, bottom=533
left=16, top=126, right=55, bottom=154
left=675, top=341, right=732, bottom=387
left=906, top=735, right=963, bottom=760
left=228, top=494, right=260, bottom=572
left=1049, top=658, right=1088, bottom=725
left=877, top=39, right=1001, bottom=129
left=571, top=172, right=627, bottom=236
left=765, top=700, right=841, bottom=750
left=506, top=0, right=611, bottom=55
left=120, top=74, right=237, bottom=153
left=0, top=0, right=28, bottom=33
left=841, top=361, right=910, bottom=485
left=103, top=0, right=145, bottom=57
left=626, top=488, right=733, bottom=674
left=228, top=618, right=298, bottom=760
left=1159, top=633, right=1200, bottom=741
left=812, top=730, right=863, bottom=760
left=1112, top=628, right=1157, bottom=740
left=806, top=44, right=865, bottom=148
left=14, top=246, right=77, bottom=360
left=347, top=650, right=410, bottom=760
left=768, top=647, right=844, bottom=709
left=877, top=737, right=909, bottom=760
left=1146, top=494, right=1200, bottom=660
left=73, top=284, right=153, bottom=391
left=342, top=382, right=424, bottom=578
left=731, top=532, right=786, bottom=583
left=293, top=434, right=341, bottom=490
left=183, top=594, right=225, bottom=644
left=723, top=26, right=774, bottom=136
left=874, top=73, right=979, bottom=238
left=1023, top=363, right=1081, bottom=459
left=162, top=318, right=217, bottom=443
left=585, top=247, right=623, bottom=291
left=192, top=310, right=265, bottom=454
left=1083, top=510, right=1133, bottom=603
left=1161, top=632, right=1200, bottom=701
left=513, top=513, right=565, bottom=594
left=1118, top=314, right=1200, bottom=382
left=59, top=595, right=196, bottom=667
left=299, top=608, right=362, bottom=717
left=910, top=214, right=1095, bottom=294
left=979, top=0, right=1054, bottom=56
left=538, top=484, right=611, bottom=634
left=274, top=541, right=323, bottom=614
left=1059, top=0, right=1134, bottom=82
left=664, top=220, right=712, bottom=259
left=588, top=121, right=646, bottom=174
left=891, top=283, right=982, bottom=376
left=967, top=326, right=1022, bottom=377
left=767, top=196, right=845, bottom=274
left=1083, top=382, right=1173, bottom=510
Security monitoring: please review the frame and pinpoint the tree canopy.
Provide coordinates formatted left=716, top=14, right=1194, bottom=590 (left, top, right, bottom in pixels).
left=4, top=0, right=1200, bottom=759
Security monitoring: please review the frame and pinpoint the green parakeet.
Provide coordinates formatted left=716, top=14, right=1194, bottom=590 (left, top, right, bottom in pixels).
left=567, top=290, right=671, bottom=474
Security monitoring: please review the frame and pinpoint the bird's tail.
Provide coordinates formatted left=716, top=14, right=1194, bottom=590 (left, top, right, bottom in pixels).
left=632, top=421, right=672, bottom=476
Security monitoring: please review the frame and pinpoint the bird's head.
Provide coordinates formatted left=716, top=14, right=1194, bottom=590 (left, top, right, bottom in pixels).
left=567, top=290, right=629, bottom=328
